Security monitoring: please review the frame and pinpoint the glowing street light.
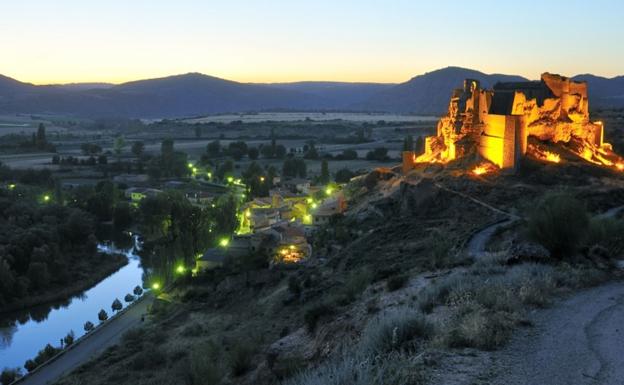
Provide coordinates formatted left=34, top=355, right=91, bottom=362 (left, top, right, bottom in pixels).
left=188, top=162, right=194, bottom=168
left=152, top=282, right=161, bottom=290
left=227, top=176, right=234, bottom=183
left=311, top=202, right=318, bottom=209
left=176, top=265, right=186, bottom=274
left=207, top=172, right=212, bottom=178
left=617, top=163, right=624, bottom=171
left=8, top=184, right=16, bottom=190
left=219, top=238, right=230, bottom=247
left=43, top=195, right=50, bottom=202
left=260, top=176, right=265, bottom=182
left=326, top=187, right=333, bottom=195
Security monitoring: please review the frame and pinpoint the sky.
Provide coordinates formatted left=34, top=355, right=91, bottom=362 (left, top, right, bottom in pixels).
left=1, top=0, right=623, bottom=85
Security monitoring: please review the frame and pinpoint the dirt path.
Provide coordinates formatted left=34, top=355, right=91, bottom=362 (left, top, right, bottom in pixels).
left=486, top=282, right=624, bottom=385
left=15, top=295, right=153, bottom=385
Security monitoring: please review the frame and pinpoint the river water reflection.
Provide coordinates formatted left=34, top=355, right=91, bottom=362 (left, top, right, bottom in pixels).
left=0, top=238, right=145, bottom=370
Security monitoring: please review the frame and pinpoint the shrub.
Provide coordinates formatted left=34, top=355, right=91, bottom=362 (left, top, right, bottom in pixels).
left=124, top=293, right=135, bottom=302
left=181, top=323, right=204, bottom=337
left=342, top=268, right=373, bottom=302
left=304, top=302, right=336, bottom=333
left=189, top=342, right=223, bottom=385
left=386, top=274, right=409, bottom=291
left=130, top=343, right=166, bottom=370
left=1, top=368, right=22, bottom=385
left=444, top=307, right=515, bottom=350
left=283, top=350, right=423, bottom=385
left=359, top=308, right=433, bottom=355
left=228, top=341, right=255, bottom=377
left=586, top=217, right=624, bottom=258
left=527, top=193, right=589, bottom=259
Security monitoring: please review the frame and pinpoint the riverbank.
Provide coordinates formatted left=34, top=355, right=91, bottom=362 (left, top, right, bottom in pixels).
left=0, top=252, right=128, bottom=315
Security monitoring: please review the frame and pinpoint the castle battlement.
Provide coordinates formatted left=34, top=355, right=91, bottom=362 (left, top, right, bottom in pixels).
left=404, top=73, right=611, bottom=172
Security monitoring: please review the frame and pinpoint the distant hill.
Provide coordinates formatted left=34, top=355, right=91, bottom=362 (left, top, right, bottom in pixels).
left=356, top=67, right=529, bottom=114
left=571, top=74, right=624, bottom=109
left=0, top=67, right=622, bottom=118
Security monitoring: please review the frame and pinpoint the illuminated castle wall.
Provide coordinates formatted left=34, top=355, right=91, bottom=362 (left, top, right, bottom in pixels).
left=403, top=73, right=605, bottom=171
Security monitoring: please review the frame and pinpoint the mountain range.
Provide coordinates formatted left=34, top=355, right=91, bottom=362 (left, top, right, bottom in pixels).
left=1, top=67, right=623, bottom=119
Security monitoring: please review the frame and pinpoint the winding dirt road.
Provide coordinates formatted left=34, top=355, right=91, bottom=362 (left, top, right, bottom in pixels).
left=487, top=282, right=624, bottom=385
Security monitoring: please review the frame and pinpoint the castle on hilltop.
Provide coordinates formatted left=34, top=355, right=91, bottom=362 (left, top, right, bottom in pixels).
left=403, top=73, right=607, bottom=171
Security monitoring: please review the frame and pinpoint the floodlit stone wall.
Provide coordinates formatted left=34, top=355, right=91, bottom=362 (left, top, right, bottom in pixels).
left=408, top=73, right=605, bottom=171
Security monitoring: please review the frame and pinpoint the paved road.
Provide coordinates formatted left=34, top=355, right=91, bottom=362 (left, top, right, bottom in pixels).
left=17, top=295, right=153, bottom=385
left=488, top=282, right=624, bottom=385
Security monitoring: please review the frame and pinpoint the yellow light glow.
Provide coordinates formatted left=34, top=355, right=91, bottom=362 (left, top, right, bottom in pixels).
left=303, top=214, right=312, bottom=224
left=245, top=209, right=251, bottom=218
left=544, top=151, right=561, bottom=163
left=219, top=238, right=229, bottom=247
left=188, top=163, right=194, bottom=168
left=326, top=187, right=333, bottom=195
left=8, top=184, right=16, bottom=190
left=43, top=195, right=50, bottom=202
left=306, top=197, right=313, bottom=204
left=207, top=172, right=212, bottom=178
left=311, top=203, right=318, bottom=209
left=152, top=283, right=160, bottom=290
left=176, top=265, right=185, bottom=274
left=617, top=163, right=624, bottom=171
left=289, top=245, right=295, bottom=250
left=260, top=176, right=265, bottom=182
left=472, top=166, right=487, bottom=176
left=192, top=167, right=197, bottom=173
left=227, top=176, right=234, bottom=183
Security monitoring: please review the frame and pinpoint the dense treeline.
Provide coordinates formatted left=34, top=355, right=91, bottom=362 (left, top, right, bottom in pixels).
left=137, top=191, right=239, bottom=285
left=0, top=186, right=99, bottom=307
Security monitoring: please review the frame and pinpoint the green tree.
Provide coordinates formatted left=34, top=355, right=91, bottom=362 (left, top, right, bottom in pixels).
left=319, top=159, right=330, bottom=184
left=275, top=144, right=287, bottom=159
left=242, top=162, right=268, bottom=198
left=113, top=202, right=133, bottom=230
left=206, top=140, right=221, bottom=158
left=113, top=136, right=126, bottom=159
left=84, top=321, right=95, bottom=332
left=227, top=141, right=248, bottom=161
left=415, top=136, right=425, bottom=154
left=248, top=147, right=259, bottom=160
left=304, top=140, right=319, bottom=159
left=111, top=298, right=123, bottom=312
left=403, top=135, right=414, bottom=152
left=98, top=309, right=108, bottom=322
left=335, top=168, right=356, bottom=183
left=131, top=141, right=145, bottom=158
left=36, top=123, right=46, bottom=149
left=63, top=330, right=75, bottom=346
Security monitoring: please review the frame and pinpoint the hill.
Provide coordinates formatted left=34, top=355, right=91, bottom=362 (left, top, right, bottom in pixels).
left=0, top=68, right=623, bottom=118
left=356, top=66, right=529, bottom=114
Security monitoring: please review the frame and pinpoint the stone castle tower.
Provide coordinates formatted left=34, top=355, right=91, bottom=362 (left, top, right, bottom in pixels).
left=403, top=73, right=605, bottom=172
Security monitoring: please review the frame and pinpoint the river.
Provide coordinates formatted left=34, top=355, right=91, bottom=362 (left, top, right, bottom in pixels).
left=0, top=238, right=146, bottom=371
